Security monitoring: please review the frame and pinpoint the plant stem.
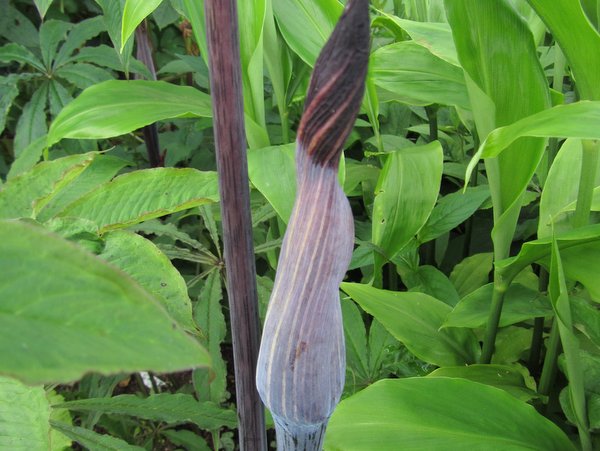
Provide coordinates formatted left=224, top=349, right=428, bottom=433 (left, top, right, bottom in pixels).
left=204, top=2, right=267, bottom=449
left=528, top=268, right=549, bottom=374
left=573, top=139, right=599, bottom=228
left=538, top=320, right=561, bottom=397
left=479, top=272, right=508, bottom=363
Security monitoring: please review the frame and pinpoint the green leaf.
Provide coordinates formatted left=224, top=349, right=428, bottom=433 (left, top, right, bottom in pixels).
left=0, top=376, right=50, bottom=450
left=248, top=144, right=296, bottom=223
left=426, top=364, right=537, bottom=401
left=47, top=80, right=212, bottom=146
left=273, top=0, right=342, bottom=67
left=341, top=283, right=480, bottom=367
left=193, top=271, right=228, bottom=404
left=371, top=41, right=470, bottom=110
left=418, top=185, right=490, bottom=243
left=54, top=17, right=106, bottom=68
left=0, top=42, right=45, bottom=72
left=0, top=75, right=21, bottom=135
left=39, top=20, right=72, bottom=69
left=0, top=152, right=95, bottom=220
left=467, top=102, right=600, bottom=181
left=6, top=135, right=48, bottom=180
left=50, top=421, right=143, bottom=451
left=47, top=79, right=72, bottom=117
left=100, top=230, right=197, bottom=332
left=444, top=283, right=553, bottom=329
left=341, top=298, right=369, bottom=386
left=58, top=168, right=219, bottom=232
left=14, top=82, right=48, bottom=157
left=450, top=252, right=493, bottom=297
left=374, top=14, right=459, bottom=66
left=34, top=0, right=54, bottom=19
left=572, top=296, right=600, bottom=347
left=326, top=378, right=575, bottom=451
left=121, top=0, right=163, bottom=52
left=527, top=0, right=600, bottom=100
left=55, top=394, right=236, bottom=430
left=398, top=265, right=460, bottom=307
left=0, top=220, right=210, bottom=384
left=372, top=141, right=443, bottom=259
left=0, top=0, right=39, bottom=49
left=37, top=154, right=130, bottom=221
left=55, top=62, right=113, bottom=90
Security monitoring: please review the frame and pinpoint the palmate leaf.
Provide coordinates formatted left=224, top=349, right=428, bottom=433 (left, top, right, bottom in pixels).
left=47, top=80, right=212, bottom=146
left=0, top=220, right=210, bottom=385
left=325, top=378, right=576, bottom=450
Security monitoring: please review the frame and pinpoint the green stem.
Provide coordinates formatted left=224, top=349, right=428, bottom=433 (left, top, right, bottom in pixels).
left=538, top=320, right=561, bottom=397
left=573, top=139, right=599, bottom=228
left=479, top=273, right=508, bottom=364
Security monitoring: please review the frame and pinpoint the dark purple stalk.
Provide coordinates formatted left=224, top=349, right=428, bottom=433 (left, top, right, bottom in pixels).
left=256, top=0, right=370, bottom=449
left=204, top=2, right=266, bottom=450
left=134, top=21, right=162, bottom=167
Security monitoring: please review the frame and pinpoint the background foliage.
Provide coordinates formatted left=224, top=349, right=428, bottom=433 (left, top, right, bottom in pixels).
left=1, top=0, right=600, bottom=449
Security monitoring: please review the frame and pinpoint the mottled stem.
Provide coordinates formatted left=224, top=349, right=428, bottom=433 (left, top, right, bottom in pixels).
left=256, top=0, right=370, bottom=449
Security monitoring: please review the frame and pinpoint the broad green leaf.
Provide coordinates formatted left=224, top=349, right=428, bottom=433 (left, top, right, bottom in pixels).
left=162, top=430, right=210, bottom=451
left=325, top=378, right=575, bottom=451
left=96, top=0, right=134, bottom=75
left=248, top=144, right=296, bottom=223
left=341, top=298, right=369, bottom=385
left=193, top=271, right=228, bottom=404
left=50, top=421, right=143, bottom=451
left=0, top=152, right=95, bottom=219
left=0, top=75, right=19, bottom=135
left=0, top=42, right=46, bottom=72
left=0, top=220, right=210, bottom=384
left=14, top=82, right=48, bottom=157
left=572, top=296, right=600, bottom=347
left=493, top=326, right=533, bottom=365
left=418, top=185, right=490, bottom=243
left=100, top=230, right=197, bottom=332
left=67, top=45, right=151, bottom=79
left=398, top=265, right=460, bottom=307
left=58, top=168, right=218, bottom=232
left=496, top=223, right=600, bottom=286
left=427, top=364, right=537, bottom=401
left=39, top=20, right=72, bottom=69
left=179, top=0, right=208, bottom=66
left=373, top=14, right=459, bottom=66
left=121, top=0, right=163, bottom=51
left=0, top=376, right=49, bottom=450
left=341, top=283, right=479, bottom=367
left=47, top=80, right=212, bottom=146
left=47, top=391, right=72, bottom=450
left=450, top=252, right=493, bottom=297
left=527, top=0, right=600, bottom=100
left=466, top=102, right=600, bottom=181
left=371, top=41, right=469, bottom=110
left=55, top=394, right=236, bottom=430
left=372, top=141, right=443, bottom=259
left=538, top=139, right=600, bottom=238
left=0, top=0, right=39, bottom=49
left=37, top=154, right=130, bottom=221
left=549, top=240, right=591, bottom=448
left=34, top=0, right=54, bottom=19
left=446, top=0, right=550, bottom=261
left=273, top=0, right=342, bottom=67
left=444, top=283, right=553, bottom=329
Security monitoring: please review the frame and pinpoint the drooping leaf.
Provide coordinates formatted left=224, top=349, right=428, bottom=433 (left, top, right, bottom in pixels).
left=341, top=283, right=480, bottom=367
left=0, top=220, right=210, bottom=384
left=372, top=141, right=443, bottom=260
left=325, top=378, right=575, bottom=450
left=466, top=101, right=600, bottom=181
left=47, top=80, right=212, bottom=146
left=443, top=283, right=553, bottom=329
left=55, top=394, right=236, bottom=430
left=57, top=168, right=219, bottom=232
left=371, top=41, right=469, bottom=110
left=121, top=0, right=164, bottom=51
left=248, top=144, right=296, bottom=223
left=99, top=230, right=197, bottom=332
left=0, top=376, right=50, bottom=450
left=426, top=364, right=537, bottom=401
